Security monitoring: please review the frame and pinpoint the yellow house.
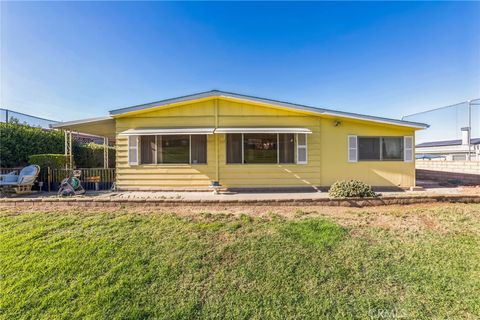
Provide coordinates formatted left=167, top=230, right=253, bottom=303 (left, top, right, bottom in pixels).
left=53, top=90, right=428, bottom=191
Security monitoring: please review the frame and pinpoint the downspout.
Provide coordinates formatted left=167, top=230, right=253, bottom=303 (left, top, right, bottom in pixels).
left=468, top=100, right=472, bottom=161
left=215, top=98, right=219, bottom=183
left=318, top=118, right=322, bottom=190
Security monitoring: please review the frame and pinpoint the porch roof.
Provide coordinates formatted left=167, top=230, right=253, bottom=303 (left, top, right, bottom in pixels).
left=51, top=116, right=116, bottom=138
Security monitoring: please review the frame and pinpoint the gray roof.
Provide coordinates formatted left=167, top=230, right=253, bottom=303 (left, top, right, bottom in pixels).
left=109, top=90, right=429, bottom=129
left=416, top=138, right=480, bottom=148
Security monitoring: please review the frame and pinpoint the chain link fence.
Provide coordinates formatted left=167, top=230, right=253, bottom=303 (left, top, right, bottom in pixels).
left=403, top=99, right=480, bottom=144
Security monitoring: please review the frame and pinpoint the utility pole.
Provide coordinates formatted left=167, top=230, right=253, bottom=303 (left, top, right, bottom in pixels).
left=468, top=100, right=472, bottom=161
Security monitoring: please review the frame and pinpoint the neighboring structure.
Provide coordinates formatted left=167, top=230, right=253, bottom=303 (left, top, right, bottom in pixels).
left=416, top=127, right=480, bottom=161
left=52, top=90, right=428, bottom=190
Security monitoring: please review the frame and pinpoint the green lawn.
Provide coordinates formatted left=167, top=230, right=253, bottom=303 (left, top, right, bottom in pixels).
left=1, top=205, right=479, bottom=319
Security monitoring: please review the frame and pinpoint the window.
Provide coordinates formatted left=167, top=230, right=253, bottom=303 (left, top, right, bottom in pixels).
left=191, top=135, right=207, bottom=164
left=244, top=134, right=277, bottom=164
left=358, top=137, right=403, bottom=161
left=140, top=136, right=156, bottom=164
left=382, top=137, right=403, bottom=160
left=226, top=134, right=242, bottom=164
left=226, top=133, right=300, bottom=164
left=134, top=134, right=207, bottom=165
left=452, top=154, right=467, bottom=161
left=279, top=134, right=295, bottom=163
left=358, top=137, right=381, bottom=160
left=160, top=135, right=190, bottom=164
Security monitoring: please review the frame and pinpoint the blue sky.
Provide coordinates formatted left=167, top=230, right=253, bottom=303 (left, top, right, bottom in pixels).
left=1, top=1, right=479, bottom=140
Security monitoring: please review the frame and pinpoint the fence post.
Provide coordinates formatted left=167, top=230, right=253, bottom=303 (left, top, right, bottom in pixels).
left=47, top=167, right=51, bottom=192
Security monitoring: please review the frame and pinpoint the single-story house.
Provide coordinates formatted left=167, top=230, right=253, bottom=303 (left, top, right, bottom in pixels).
left=53, top=90, right=428, bottom=190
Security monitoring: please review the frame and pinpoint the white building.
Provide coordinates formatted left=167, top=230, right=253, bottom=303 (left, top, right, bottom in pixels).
left=416, top=128, right=480, bottom=161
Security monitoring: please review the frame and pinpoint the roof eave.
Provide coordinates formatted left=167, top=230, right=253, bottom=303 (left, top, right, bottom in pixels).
left=107, top=90, right=429, bottom=130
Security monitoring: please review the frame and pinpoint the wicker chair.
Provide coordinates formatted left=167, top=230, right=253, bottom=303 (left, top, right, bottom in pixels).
left=0, top=165, right=41, bottom=195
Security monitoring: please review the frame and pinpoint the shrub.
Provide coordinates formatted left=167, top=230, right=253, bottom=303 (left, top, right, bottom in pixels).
left=74, top=143, right=115, bottom=168
left=0, top=121, right=115, bottom=168
left=328, top=180, right=377, bottom=198
left=0, top=121, right=63, bottom=167
left=28, top=154, right=68, bottom=169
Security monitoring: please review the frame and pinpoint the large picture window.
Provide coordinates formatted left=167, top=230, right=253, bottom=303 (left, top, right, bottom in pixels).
left=160, top=135, right=189, bottom=164
left=244, top=134, right=277, bottom=164
left=138, top=134, right=207, bottom=165
left=226, top=133, right=302, bottom=164
left=358, top=137, right=403, bottom=161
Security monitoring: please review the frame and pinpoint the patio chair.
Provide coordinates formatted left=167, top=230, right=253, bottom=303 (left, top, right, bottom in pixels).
left=0, top=165, right=41, bottom=195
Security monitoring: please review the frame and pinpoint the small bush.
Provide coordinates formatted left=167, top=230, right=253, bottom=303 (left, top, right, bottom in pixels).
left=28, top=154, right=68, bottom=169
left=328, top=180, right=377, bottom=198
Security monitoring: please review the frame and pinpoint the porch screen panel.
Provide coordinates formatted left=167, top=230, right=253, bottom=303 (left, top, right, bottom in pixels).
left=161, top=135, right=190, bottom=164
left=226, top=134, right=242, bottom=164
left=279, top=133, right=295, bottom=164
left=244, top=134, right=277, bottom=164
left=191, top=135, right=207, bottom=164
left=140, top=135, right=156, bottom=164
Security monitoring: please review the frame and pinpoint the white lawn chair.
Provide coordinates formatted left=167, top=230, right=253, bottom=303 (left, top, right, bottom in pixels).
left=0, top=165, right=41, bottom=195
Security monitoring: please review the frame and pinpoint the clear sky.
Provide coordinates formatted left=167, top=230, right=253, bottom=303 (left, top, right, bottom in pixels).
left=1, top=1, right=479, bottom=134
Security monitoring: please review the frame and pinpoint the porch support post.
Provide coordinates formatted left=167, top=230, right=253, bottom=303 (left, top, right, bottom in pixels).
left=64, top=130, right=73, bottom=169
left=69, top=131, right=73, bottom=169
left=103, top=137, right=109, bottom=169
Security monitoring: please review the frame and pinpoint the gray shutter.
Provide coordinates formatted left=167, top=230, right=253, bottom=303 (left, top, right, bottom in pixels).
left=348, top=135, right=358, bottom=162
left=128, top=135, right=139, bottom=165
left=404, top=136, right=413, bottom=162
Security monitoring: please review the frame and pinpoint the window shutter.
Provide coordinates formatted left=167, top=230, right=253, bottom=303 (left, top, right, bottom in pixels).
left=297, top=134, right=307, bottom=164
left=404, top=136, right=413, bottom=162
left=348, top=135, right=358, bottom=162
left=128, top=135, right=139, bottom=165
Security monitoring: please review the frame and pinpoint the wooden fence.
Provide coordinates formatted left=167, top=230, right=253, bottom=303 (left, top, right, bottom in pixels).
left=0, top=167, right=116, bottom=191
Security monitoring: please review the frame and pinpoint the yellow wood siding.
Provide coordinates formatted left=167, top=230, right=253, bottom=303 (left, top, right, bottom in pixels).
left=115, top=98, right=416, bottom=190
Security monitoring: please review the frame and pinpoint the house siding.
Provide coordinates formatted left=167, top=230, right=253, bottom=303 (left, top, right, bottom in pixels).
left=115, top=98, right=416, bottom=190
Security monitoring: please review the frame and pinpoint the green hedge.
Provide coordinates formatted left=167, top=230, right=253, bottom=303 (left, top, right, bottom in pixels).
left=74, top=143, right=116, bottom=168
left=1, top=121, right=115, bottom=168
left=0, top=121, right=64, bottom=167
left=28, top=154, right=68, bottom=169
